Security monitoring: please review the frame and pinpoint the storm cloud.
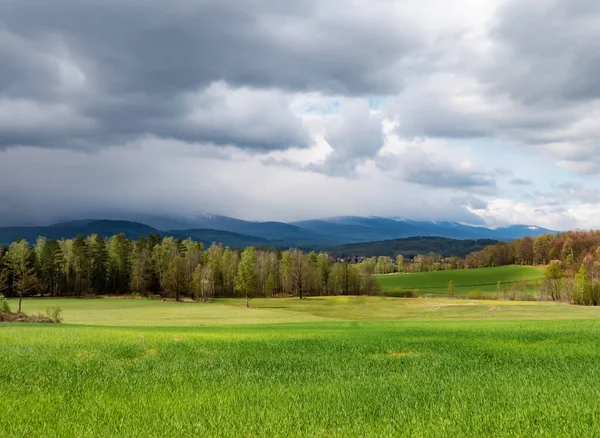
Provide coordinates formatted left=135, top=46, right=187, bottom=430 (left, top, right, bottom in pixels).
left=0, top=0, right=415, bottom=150
left=1, top=0, right=600, bottom=228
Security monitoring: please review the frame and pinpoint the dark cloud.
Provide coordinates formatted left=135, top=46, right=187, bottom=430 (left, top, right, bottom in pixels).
left=0, top=0, right=417, bottom=151
left=378, top=148, right=497, bottom=195
left=2, top=0, right=599, bottom=228
left=406, top=168, right=496, bottom=193
left=490, top=0, right=600, bottom=103
left=0, top=141, right=488, bottom=226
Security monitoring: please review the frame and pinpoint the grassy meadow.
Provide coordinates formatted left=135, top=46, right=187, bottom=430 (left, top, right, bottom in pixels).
left=376, top=265, right=544, bottom=297
left=3, top=295, right=600, bottom=436
left=7, top=295, right=600, bottom=325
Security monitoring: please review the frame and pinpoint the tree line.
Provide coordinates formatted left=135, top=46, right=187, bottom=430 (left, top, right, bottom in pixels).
left=465, top=231, right=600, bottom=306
left=0, top=234, right=387, bottom=307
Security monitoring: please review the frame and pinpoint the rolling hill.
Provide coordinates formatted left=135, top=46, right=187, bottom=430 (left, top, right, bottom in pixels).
left=330, top=236, right=499, bottom=258
left=376, top=265, right=545, bottom=296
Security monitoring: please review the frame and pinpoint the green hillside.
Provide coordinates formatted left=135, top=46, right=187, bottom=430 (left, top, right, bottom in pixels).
left=376, top=265, right=545, bottom=297
left=330, top=236, right=498, bottom=258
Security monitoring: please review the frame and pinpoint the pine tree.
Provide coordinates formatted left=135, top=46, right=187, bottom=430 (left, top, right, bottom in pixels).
left=72, top=234, right=91, bottom=296
left=88, top=234, right=108, bottom=294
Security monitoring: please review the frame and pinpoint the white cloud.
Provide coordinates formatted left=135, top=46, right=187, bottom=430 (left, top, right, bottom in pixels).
left=467, top=198, right=600, bottom=231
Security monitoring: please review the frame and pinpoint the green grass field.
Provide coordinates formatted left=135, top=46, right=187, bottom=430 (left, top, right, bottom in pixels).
left=7, top=295, right=600, bottom=325
left=376, top=265, right=545, bottom=296
left=2, top=297, right=600, bottom=436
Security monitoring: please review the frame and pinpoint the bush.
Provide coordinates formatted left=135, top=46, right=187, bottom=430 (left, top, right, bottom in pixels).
left=381, top=289, right=420, bottom=298
left=45, top=306, right=63, bottom=323
left=467, top=290, right=486, bottom=300
left=518, top=291, right=538, bottom=301
left=0, top=312, right=55, bottom=323
left=0, top=294, right=10, bottom=313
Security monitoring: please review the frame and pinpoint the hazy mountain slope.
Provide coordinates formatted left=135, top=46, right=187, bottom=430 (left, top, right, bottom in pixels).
left=168, top=229, right=269, bottom=247
left=0, top=220, right=158, bottom=244
left=131, top=214, right=329, bottom=242
left=0, top=220, right=269, bottom=248
left=0, top=216, right=555, bottom=247
left=292, top=217, right=553, bottom=242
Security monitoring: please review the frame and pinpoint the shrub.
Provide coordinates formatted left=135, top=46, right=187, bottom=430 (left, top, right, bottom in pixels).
left=467, top=290, right=486, bottom=300
left=0, top=294, right=10, bottom=313
left=518, top=291, right=538, bottom=301
left=45, top=306, right=63, bottom=323
left=381, top=289, right=419, bottom=298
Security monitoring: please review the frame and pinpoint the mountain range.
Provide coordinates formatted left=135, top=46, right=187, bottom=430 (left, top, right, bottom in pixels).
left=0, top=215, right=553, bottom=249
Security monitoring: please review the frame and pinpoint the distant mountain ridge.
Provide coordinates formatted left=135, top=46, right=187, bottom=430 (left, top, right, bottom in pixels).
left=0, top=215, right=554, bottom=248
left=0, top=220, right=270, bottom=248
left=289, top=216, right=552, bottom=242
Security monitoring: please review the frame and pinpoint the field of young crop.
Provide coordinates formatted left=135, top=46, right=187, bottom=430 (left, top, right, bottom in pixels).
left=376, top=265, right=545, bottom=297
left=2, top=297, right=600, bottom=436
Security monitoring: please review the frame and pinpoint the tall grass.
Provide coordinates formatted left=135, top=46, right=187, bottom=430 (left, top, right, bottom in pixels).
left=2, top=320, right=600, bottom=436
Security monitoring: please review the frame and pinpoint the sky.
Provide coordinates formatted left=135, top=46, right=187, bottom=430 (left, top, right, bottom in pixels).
left=1, top=0, right=600, bottom=229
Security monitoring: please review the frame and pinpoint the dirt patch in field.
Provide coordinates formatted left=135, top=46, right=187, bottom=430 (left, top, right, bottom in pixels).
left=425, top=302, right=479, bottom=312
left=0, top=311, right=57, bottom=323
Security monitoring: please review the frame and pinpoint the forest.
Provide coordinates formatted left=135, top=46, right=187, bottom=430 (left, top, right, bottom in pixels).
left=465, top=231, right=600, bottom=270
left=0, top=234, right=385, bottom=307
left=3, top=230, right=600, bottom=308
left=463, top=231, right=600, bottom=305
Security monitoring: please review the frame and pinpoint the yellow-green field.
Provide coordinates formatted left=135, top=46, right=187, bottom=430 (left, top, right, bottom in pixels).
left=8, top=295, right=600, bottom=325
left=2, top=297, right=600, bottom=436
left=376, top=265, right=544, bottom=296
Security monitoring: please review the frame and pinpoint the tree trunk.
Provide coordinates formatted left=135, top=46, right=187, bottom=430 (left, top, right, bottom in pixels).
left=246, top=294, right=249, bottom=308
left=18, top=292, right=22, bottom=314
